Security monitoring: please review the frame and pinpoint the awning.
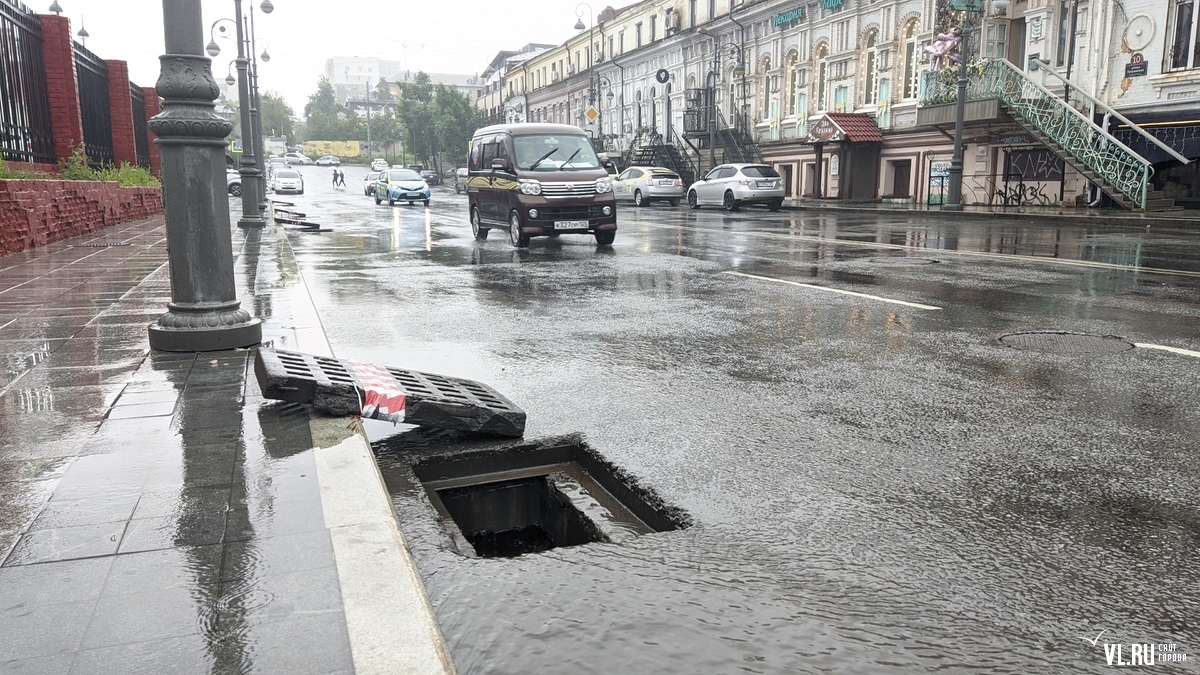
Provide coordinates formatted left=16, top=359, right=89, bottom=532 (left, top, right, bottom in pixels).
left=804, top=113, right=883, bottom=143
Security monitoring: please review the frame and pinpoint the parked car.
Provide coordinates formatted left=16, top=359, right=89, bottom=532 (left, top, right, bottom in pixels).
left=363, top=171, right=382, bottom=196
left=373, top=168, right=430, bottom=206
left=266, top=156, right=290, bottom=182
left=370, top=158, right=389, bottom=171
left=272, top=169, right=304, bottom=194
left=453, top=167, right=468, bottom=194
left=283, top=152, right=312, bottom=165
left=420, top=168, right=441, bottom=185
left=227, top=169, right=241, bottom=196
left=687, top=163, right=784, bottom=212
left=613, top=166, right=684, bottom=207
left=315, top=155, right=340, bottom=166
left=467, top=123, right=616, bottom=247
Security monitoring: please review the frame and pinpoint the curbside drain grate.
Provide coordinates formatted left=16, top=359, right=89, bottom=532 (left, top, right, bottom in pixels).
left=863, top=257, right=939, bottom=265
left=999, top=331, right=1134, bottom=354
left=254, top=348, right=526, bottom=436
left=70, top=242, right=131, bottom=248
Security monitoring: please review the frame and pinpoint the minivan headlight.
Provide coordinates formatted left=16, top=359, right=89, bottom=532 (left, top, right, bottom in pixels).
left=519, top=179, right=542, bottom=195
left=595, top=177, right=612, bottom=193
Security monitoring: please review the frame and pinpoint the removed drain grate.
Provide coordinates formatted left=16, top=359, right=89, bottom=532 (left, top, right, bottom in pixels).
left=407, top=437, right=689, bottom=558
left=999, top=331, right=1134, bottom=354
left=70, top=242, right=131, bottom=248
left=863, top=257, right=939, bottom=265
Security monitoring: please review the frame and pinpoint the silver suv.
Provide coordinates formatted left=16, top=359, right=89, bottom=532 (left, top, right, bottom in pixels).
left=687, top=163, right=784, bottom=212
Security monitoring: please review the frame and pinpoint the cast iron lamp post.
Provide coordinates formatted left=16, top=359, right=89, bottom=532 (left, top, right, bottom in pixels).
left=698, top=29, right=744, bottom=170
left=148, top=0, right=261, bottom=351
left=574, top=2, right=606, bottom=147
left=247, top=0, right=271, bottom=212
left=943, top=0, right=995, bottom=211
left=206, top=0, right=273, bottom=225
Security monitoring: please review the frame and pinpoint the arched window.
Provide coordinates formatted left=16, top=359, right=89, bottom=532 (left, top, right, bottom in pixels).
left=785, top=51, right=800, bottom=116
left=864, top=30, right=878, bottom=105
left=902, top=20, right=920, bottom=99
left=759, top=56, right=772, bottom=119
left=815, top=43, right=829, bottom=111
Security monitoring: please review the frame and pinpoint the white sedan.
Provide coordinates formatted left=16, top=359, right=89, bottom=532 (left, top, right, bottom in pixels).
left=612, top=166, right=685, bottom=207
left=283, top=153, right=313, bottom=165
left=687, top=163, right=784, bottom=212
left=272, top=169, right=304, bottom=194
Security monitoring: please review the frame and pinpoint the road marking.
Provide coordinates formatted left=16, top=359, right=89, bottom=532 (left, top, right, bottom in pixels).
left=1133, top=343, right=1200, bottom=358
left=642, top=222, right=1200, bottom=279
left=723, top=270, right=943, bottom=310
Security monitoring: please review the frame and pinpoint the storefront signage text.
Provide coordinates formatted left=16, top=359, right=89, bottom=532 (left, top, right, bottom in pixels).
left=772, top=7, right=806, bottom=27
left=822, top=0, right=844, bottom=10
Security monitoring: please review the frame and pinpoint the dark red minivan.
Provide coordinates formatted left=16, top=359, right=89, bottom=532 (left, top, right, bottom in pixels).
left=467, top=123, right=617, bottom=247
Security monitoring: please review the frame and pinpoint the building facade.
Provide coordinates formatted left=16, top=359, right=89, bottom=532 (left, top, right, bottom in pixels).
left=484, top=0, right=1199, bottom=208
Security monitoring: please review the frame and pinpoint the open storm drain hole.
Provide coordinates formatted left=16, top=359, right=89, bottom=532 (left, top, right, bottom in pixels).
left=414, top=439, right=690, bottom=559
left=999, top=331, right=1134, bottom=354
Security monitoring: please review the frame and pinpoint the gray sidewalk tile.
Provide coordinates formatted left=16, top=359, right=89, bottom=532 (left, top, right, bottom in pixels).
left=0, top=599, right=94, bottom=662
left=219, top=612, right=354, bottom=675
left=28, top=492, right=141, bottom=531
left=101, top=546, right=224, bottom=598
left=68, top=635, right=212, bottom=675
left=1, top=652, right=76, bottom=673
left=79, top=589, right=209, bottom=650
left=4, top=521, right=127, bottom=566
left=219, top=564, right=344, bottom=625
left=219, top=530, right=337, bottom=581
left=0, top=556, right=113, bottom=606
left=105, top=400, right=178, bottom=419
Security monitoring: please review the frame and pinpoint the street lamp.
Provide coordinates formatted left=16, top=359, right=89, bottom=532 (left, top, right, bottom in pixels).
left=575, top=2, right=606, bottom=146
left=698, top=29, right=744, bottom=170
left=75, top=20, right=87, bottom=48
left=943, top=0, right=987, bottom=211
left=148, top=0, right=260, bottom=351
left=48, top=1, right=61, bottom=15
left=207, top=0, right=274, bottom=224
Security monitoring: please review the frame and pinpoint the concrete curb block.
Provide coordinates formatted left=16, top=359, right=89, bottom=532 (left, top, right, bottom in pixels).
left=280, top=223, right=456, bottom=675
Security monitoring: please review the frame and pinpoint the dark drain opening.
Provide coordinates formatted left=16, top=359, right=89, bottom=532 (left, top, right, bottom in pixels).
left=396, top=435, right=690, bottom=558
left=438, top=475, right=604, bottom=558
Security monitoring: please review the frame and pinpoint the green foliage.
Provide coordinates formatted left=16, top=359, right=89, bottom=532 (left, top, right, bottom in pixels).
left=0, top=161, right=52, bottom=179
left=396, top=74, right=483, bottom=172
left=260, top=91, right=296, bottom=140
left=53, top=146, right=161, bottom=186
left=305, top=76, right=341, bottom=119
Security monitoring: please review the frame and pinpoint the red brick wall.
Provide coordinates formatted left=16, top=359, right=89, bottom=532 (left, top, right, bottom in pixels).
left=105, top=60, right=137, bottom=167
left=143, top=87, right=162, bottom=176
left=39, top=15, right=84, bottom=163
left=0, top=180, right=163, bottom=256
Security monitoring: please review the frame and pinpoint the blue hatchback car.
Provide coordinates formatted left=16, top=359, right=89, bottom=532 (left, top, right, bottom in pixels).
left=373, top=169, right=430, bottom=206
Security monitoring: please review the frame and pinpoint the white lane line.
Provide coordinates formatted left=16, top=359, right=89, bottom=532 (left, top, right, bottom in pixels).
left=643, top=222, right=1200, bottom=279
left=723, top=270, right=943, bottom=310
left=1133, top=343, right=1200, bottom=358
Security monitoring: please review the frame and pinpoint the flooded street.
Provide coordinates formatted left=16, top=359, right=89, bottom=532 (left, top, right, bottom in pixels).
left=281, top=164, right=1200, bottom=673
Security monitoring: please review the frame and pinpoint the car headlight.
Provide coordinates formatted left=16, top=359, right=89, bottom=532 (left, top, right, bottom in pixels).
left=595, top=178, right=612, bottom=193
left=528, top=208, right=539, bottom=219
left=519, top=179, right=542, bottom=195
left=602, top=206, right=612, bottom=216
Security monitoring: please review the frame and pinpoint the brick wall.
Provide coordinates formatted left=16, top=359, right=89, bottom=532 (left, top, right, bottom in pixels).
left=0, top=180, right=163, bottom=256
left=143, top=87, right=162, bottom=176
left=39, top=15, right=84, bottom=162
left=105, top=60, right=137, bottom=167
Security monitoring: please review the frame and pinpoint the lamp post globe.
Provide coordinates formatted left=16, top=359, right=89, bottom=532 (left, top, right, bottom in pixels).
left=48, top=1, right=61, bottom=15
left=260, top=0, right=273, bottom=12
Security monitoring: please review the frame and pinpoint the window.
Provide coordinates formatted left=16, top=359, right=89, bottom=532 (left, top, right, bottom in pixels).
left=834, top=86, right=848, bottom=112
left=816, top=43, right=829, bottom=111
left=1056, top=0, right=1071, bottom=67
left=902, top=20, right=919, bottom=99
left=651, top=16, right=657, bottom=42
left=864, top=31, right=878, bottom=105
left=609, top=36, right=615, bottom=59
left=619, top=32, right=625, bottom=54
left=985, top=22, right=1008, bottom=59
left=689, top=0, right=698, bottom=28
left=637, top=23, right=643, bottom=48
left=708, top=0, right=716, bottom=21
left=786, top=51, right=800, bottom=116
left=1169, top=0, right=1200, bottom=70
left=835, top=20, right=850, bottom=52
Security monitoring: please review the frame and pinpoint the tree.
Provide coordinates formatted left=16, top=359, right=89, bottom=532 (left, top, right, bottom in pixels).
left=259, top=91, right=295, bottom=140
left=373, top=79, right=395, bottom=102
left=395, top=72, right=482, bottom=170
left=305, top=76, right=341, bottom=119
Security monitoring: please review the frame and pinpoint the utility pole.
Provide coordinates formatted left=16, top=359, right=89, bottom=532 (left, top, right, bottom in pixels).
left=366, top=78, right=372, bottom=159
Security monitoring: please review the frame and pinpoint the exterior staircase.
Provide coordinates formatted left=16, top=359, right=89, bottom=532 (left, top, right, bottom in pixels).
left=680, top=88, right=766, bottom=175
left=626, top=135, right=696, bottom=187
left=921, top=59, right=1189, bottom=210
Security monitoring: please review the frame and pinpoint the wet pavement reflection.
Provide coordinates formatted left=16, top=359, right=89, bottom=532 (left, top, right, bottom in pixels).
left=284, top=165, right=1200, bottom=674
left=0, top=215, right=353, bottom=673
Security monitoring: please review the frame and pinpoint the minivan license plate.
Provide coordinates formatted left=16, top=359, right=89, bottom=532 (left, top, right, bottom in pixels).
left=554, top=220, right=588, bottom=230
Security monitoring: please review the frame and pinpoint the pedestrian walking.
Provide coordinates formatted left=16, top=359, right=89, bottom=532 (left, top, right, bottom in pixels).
left=336, top=169, right=346, bottom=188
left=331, top=167, right=339, bottom=188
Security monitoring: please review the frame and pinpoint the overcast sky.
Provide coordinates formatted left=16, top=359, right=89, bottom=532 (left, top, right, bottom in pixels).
left=50, top=0, right=608, bottom=115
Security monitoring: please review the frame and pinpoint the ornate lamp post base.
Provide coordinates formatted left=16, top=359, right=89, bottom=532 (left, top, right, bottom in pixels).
left=149, top=301, right=262, bottom=352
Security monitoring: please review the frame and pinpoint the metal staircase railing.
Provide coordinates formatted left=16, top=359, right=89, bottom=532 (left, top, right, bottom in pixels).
left=921, top=59, right=1182, bottom=209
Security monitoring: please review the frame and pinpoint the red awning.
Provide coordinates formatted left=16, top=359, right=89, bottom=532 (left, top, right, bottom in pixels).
left=804, top=113, right=883, bottom=143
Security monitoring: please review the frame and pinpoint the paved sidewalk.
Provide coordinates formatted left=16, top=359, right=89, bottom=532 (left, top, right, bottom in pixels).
left=0, top=216, right=452, bottom=674
left=782, top=198, right=1200, bottom=227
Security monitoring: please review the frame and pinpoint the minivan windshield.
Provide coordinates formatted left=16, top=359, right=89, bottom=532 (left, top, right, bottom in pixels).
left=513, top=134, right=601, bottom=171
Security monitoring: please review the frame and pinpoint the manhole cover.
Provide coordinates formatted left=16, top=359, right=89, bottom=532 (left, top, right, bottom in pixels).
left=999, top=331, right=1134, bottom=354
left=70, top=242, right=131, bottom=248
left=863, top=257, right=939, bottom=265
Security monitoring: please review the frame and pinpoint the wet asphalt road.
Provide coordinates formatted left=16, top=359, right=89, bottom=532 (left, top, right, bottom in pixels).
left=280, top=164, right=1200, bottom=674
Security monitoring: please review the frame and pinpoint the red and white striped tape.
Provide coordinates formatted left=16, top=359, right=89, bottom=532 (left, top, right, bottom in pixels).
left=346, top=360, right=407, bottom=423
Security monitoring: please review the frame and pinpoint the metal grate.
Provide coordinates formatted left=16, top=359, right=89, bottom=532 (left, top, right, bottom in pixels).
left=73, top=42, right=113, bottom=167
left=999, top=332, right=1133, bottom=354
left=69, top=242, right=131, bottom=248
left=863, top=257, right=939, bottom=266
left=255, top=348, right=526, bottom=437
left=129, top=83, right=150, bottom=168
left=540, top=182, right=597, bottom=198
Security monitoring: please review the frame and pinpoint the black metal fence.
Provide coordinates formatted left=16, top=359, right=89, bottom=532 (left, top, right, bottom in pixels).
left=0, top=0, right=55, bottom=164
left=73, top=42, right=113, bottom=167
left=130, top=83, right=149, bottom=167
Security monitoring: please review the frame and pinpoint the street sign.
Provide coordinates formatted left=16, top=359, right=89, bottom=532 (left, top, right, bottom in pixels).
left=585, top=106, right=599, bottom=121
left=948, top=0, right=982, bottom=9
left=230, top=139, right=243, bottom=154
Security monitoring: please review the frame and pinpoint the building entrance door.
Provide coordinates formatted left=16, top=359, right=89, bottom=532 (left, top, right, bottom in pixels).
left=892, top=160, right=911, bottom=198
